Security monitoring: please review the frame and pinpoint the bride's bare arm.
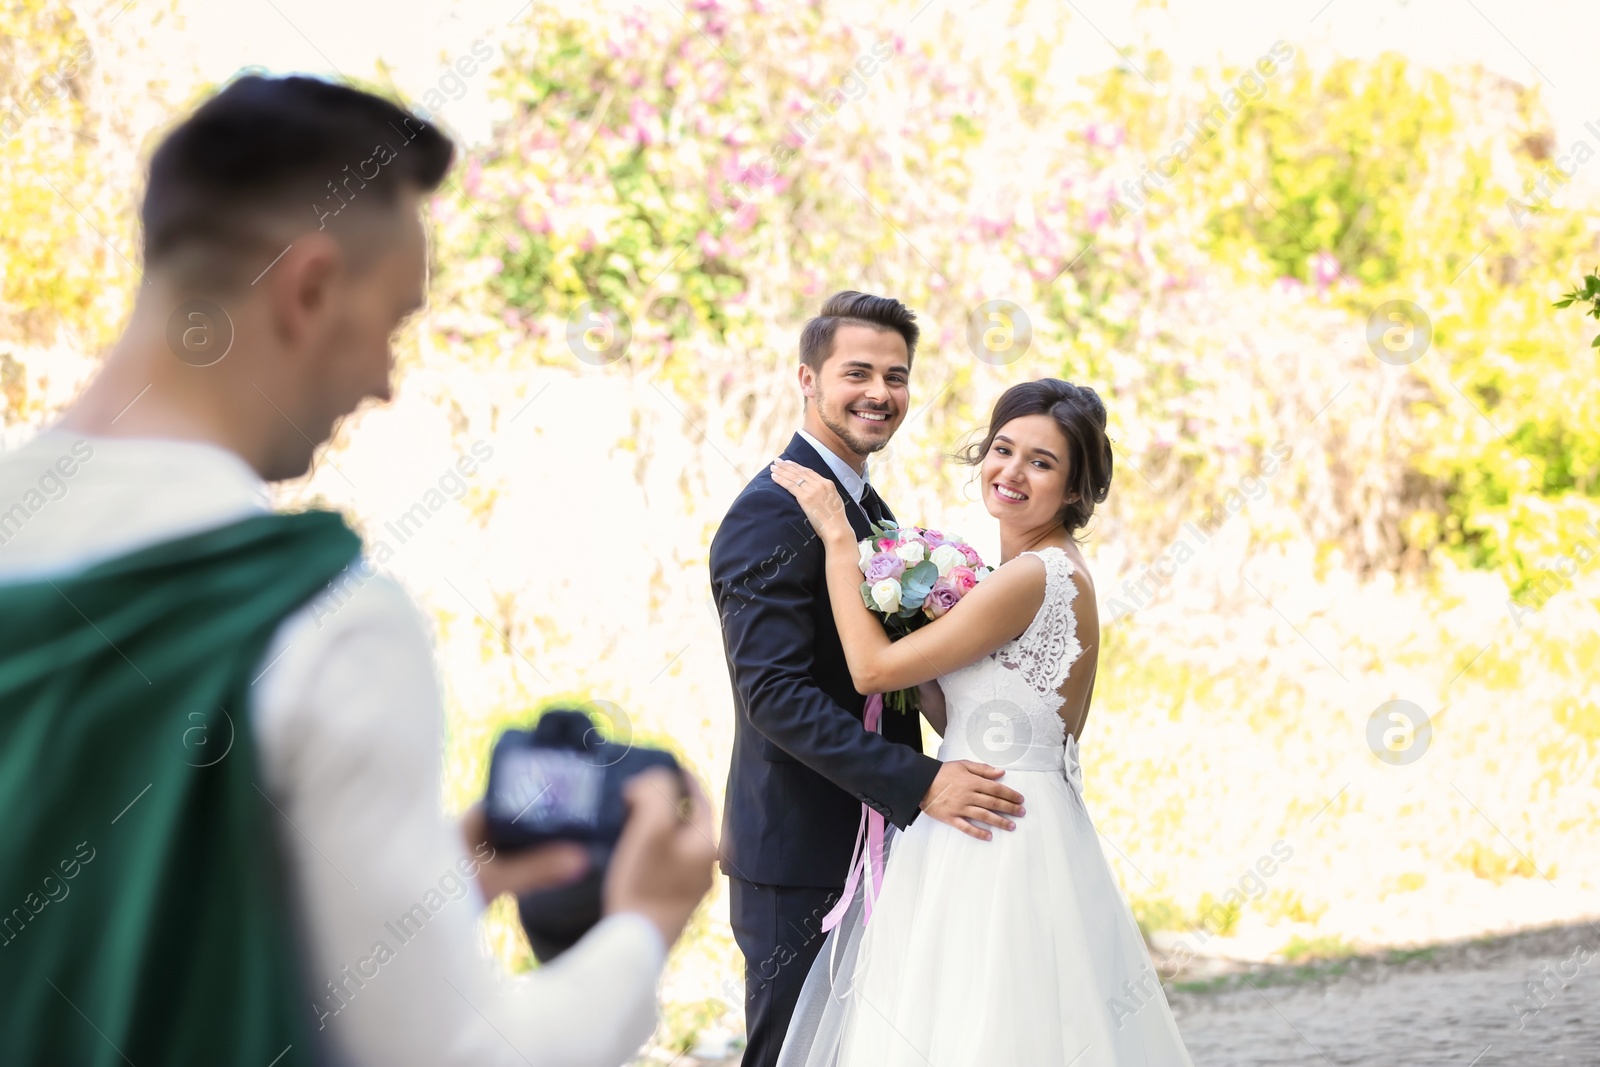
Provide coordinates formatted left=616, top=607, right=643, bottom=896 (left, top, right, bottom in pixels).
left=770, top=459, right=1046, bottom=694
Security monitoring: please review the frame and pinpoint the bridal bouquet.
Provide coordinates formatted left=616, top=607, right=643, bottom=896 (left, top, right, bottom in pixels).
left=856, top=520, right=993, bottom=715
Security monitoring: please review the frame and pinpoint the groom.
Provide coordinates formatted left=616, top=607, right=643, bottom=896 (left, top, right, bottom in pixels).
left=710, top=290, right=1024, bottom=1066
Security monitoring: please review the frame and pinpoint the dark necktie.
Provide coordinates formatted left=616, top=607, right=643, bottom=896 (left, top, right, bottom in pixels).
left=859, top=482, right=890, bottom=525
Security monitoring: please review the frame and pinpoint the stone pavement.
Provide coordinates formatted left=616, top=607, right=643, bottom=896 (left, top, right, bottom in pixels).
left=1167, top=921, right=1599, bottom=1066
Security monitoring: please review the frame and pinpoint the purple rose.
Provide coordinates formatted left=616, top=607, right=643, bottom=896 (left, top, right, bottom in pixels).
left=863, top=552, right=906, bottom=583
left=923, top=577, right=961, bottom=620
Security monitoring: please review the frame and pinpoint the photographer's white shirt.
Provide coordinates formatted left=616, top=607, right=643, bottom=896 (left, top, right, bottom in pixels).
left=0, top=430, right=668, bottom=1067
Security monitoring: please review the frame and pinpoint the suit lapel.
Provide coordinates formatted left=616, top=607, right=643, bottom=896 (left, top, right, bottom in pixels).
left=782, top=433, right=875, bottom=542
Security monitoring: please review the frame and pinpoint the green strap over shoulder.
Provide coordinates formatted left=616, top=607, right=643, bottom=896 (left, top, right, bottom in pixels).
left=0, top=511, right=361, bottom=1067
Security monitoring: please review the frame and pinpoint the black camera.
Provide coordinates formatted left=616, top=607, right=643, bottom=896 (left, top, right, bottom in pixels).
left=482, top=706, right=682, bottom=962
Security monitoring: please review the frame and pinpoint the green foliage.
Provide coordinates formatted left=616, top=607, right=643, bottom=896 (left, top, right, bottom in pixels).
left=1089, top=44, right=1600, bottom=582
left=1554, top=269, right=1600, bottom=347
left=1200, top=54, right=1469, bottom=290
left=434, top=9, right=1599, bottom=592
left=1130, top=895, right=1187, bottom=939
left=1279, top=934, right=1358, bottom=963
left=1194, top=890, right=1243, bottom=937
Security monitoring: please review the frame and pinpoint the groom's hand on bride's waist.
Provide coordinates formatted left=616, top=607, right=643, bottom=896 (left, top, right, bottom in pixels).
left=918, top=762, right=1026, bottom=841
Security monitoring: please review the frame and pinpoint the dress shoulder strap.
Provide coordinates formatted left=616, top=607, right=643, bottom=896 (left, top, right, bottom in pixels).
left=1005, top=546, right=1083, bottom=696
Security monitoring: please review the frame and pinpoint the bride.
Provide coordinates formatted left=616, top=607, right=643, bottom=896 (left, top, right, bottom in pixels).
left=766, top=378, right=1193, bottom=1066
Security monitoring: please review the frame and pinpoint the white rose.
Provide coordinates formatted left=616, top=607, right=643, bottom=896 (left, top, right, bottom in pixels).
left=929, top=544, right=965, bottom=577
left=858, top=538, right=877, bottom=569
left=870, top=578, right=903, bottom=613
left=894, top=541, right=925, bottom=564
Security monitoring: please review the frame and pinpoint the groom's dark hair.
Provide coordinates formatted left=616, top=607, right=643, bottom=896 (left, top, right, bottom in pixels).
left=141, top=75, right=455, bottom=294
left=799, top=290, right=920, bottom=371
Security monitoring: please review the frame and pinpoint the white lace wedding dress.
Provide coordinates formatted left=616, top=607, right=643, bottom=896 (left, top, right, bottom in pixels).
left=778, top=546, right=1194, bottom=1066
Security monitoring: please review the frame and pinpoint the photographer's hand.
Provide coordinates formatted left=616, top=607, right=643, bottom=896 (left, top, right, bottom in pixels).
left=605, top=768, right=719, bottom=948
left=460, top=804, right=591, bottom=903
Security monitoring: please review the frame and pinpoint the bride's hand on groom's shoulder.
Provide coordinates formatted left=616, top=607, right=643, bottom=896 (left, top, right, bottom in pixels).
left=770, top=459, right=852, bottom=545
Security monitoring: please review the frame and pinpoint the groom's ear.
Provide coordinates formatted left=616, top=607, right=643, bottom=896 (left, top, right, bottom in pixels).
left=797, top=362, right=817, bottom=401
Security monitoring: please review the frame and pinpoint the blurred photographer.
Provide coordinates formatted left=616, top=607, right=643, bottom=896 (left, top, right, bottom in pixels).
left=0, top=76, right=716, bottom=1066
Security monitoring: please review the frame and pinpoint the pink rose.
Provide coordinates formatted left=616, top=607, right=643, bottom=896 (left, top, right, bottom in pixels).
left=947, top=565, right=977, bottom=594
left=876, top=537, right=897, bottom=551
left=923, top=578, right=961, bottom=620
left=957, top=544, right=981, bottom=567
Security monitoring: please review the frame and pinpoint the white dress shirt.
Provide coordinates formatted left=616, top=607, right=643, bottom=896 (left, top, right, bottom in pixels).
left=795, top=428, right=868, bottom=503
left=0, top=429, right=667, bottom=1067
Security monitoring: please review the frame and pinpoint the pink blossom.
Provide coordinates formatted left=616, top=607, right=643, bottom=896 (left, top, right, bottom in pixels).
left=1310, top=252, right=1341, bottom=289
left=514, top=204, right=544, bottom=238
left=947, top=565, right=978, bottom=594
left=1083, top=122, right=1126, bottom=150
left=628, top=98, right=661, bottom=147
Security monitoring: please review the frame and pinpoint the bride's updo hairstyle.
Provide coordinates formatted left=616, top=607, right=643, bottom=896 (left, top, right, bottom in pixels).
left=959, top=378, right=1113, bottom=538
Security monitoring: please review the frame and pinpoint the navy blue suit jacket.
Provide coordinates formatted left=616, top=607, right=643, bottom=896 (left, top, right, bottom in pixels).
left=710, top=434, right=942, bottom=888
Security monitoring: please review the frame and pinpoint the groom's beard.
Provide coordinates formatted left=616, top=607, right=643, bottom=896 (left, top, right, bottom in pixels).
left=816, top=392, right=897, bottom=457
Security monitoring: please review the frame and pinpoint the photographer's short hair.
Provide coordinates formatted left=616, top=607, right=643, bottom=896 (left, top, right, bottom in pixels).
left=141, top=75, right=455, bottom=293
left=799, top=290, right=919, bottom=372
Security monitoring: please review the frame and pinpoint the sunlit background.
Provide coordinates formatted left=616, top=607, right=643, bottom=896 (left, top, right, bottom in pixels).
left=4, top=0, right=1598, bottom=1060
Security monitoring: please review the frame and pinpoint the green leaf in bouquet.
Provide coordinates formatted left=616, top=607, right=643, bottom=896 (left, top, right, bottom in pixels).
left=860, top=581, right=877, bottom=610
left=886, top=616, right=918, bottom=640
left=901, top=560, right=938, bottom=597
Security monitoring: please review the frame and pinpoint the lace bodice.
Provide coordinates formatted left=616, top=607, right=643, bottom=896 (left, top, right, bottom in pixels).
left=937, top=546, right=1085, bottom=785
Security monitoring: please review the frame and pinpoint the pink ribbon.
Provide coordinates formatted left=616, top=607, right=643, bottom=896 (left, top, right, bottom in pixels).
left=822, top=692, right=887, bottom=933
